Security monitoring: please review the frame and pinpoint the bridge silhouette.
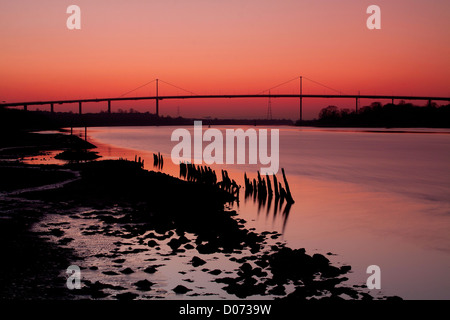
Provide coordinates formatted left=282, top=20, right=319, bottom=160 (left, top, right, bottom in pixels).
left=2, top=76, right=449, bottom=121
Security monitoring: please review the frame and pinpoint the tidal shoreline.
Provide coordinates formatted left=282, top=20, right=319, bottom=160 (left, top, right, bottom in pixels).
left=0, top=130, right=400, bottom=300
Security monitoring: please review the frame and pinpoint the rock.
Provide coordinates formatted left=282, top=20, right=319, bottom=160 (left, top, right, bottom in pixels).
left=49, top=228, right=64, bottom=237
left=112, top=258, right=126, bottom=264
left=114, top=292, right=138, bottom=300
left=134, top=279, right=154, bottom=291
left=223, top=280, right=266, bottom=299
left=120, top=267, right=134, bottom=274
left=386, top=296, right=403, bottom=301
left=91, top=290, right=110, bottom=299
left=254, top=259, right=269, bottom=269
left=196, top=243, right=218, bottom=254
left=340, top=265, right=351, bottom=273
left=252, top=267, right=267, bottom=277
left=239, top=263, right=253, bottom=276
left=147, top=240, right=158, bottom=247
left=178, top=235, right=190, bottom=244
left=173, top=285, right=192, bottom=294
left=321, top=266, right=341, bottom=278
left=191, top=256, right=206, bottom=267
left=58, top=237, right=74, bottom=245
left=268, top=285, right=286, bottom=296
left=144, top=264, right=163, bottom=273
left=209, top=269, right=222, bottom=276
left=312, top=253, right=330, bottom=269
left=168, top=238, right=181, bottom=251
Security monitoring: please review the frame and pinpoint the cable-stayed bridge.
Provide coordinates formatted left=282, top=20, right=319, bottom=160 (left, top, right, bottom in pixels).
left=2, top=76, right=449, bottom=121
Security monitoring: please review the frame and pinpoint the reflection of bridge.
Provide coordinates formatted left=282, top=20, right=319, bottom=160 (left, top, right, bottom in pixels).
left=2, top=76, right=449, bottom=121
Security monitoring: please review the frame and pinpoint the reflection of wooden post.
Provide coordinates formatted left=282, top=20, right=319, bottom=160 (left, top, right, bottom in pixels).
left=281, top=168, right=294, bottom=203
left=84, top=127, right=87, bottom=141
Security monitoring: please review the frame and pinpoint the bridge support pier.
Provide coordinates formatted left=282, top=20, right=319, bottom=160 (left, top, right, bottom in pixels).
left=108, top=100, right=111, bottom=113
left=79, top=102, right=82, bottom=115
left=156, top=79, right=159, bottom=117
left=299, top=76, right=303, bottom=123
left=50, top=103, right=54, bottom=113
left=24, top=104, right=27, bottom=111
left=355, top=97, right=359, bottom=113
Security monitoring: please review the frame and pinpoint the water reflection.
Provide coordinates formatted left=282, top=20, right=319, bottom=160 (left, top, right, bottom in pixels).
left=244, top=170, right=295, bottom=233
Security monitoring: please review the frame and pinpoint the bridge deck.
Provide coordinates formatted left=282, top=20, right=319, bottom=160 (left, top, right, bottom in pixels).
left=1, top=94, right=449, bottom=108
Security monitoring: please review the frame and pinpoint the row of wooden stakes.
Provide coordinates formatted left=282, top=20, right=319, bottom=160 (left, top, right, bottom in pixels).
left=153, top=153, right=164, bottom=170
left=244, top=168, right=295, bottom=206
left=179, top=163, right=240, bottom=197
left=133, top=155, right=144, bottom=168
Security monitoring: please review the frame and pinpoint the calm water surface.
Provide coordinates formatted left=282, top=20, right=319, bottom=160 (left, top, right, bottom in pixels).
left=34, top=125, right=450, bottom=299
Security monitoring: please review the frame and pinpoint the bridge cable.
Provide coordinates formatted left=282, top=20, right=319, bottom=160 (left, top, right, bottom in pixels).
left=257, top=76, right=300, bottom=95
left=303, top=76, right=345, bottom=95
left=158, top=79, right=198, bottom=96
left=118, top=79, right=156, bottom=98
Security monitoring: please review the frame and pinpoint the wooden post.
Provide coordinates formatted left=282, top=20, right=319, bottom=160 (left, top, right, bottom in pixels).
left=79, top=101, right=82, bottom=114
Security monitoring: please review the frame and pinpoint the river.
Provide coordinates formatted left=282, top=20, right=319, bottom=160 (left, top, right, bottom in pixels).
left=29, top=125, right=450, bottom=299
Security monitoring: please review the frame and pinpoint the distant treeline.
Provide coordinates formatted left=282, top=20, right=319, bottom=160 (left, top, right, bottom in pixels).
left=0, top=107, right=293, bottom=132
left=298, top=102, right=450, bottom=128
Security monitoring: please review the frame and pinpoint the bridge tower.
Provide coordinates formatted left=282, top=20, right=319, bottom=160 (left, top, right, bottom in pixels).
left=356, top=90, right=360, bottom=113
left=299, top=76, right=303, bottom=123
left=267, top=90, right=273, bottom=120
left=156, top=79, right=159, bottom=117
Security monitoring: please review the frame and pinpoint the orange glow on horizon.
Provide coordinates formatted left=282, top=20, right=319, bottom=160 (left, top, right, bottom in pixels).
left=1, top=1, right=449, bottom=119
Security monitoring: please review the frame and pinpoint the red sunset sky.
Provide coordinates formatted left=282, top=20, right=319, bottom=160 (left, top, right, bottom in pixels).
left=1, top=0, right=449, bottom=119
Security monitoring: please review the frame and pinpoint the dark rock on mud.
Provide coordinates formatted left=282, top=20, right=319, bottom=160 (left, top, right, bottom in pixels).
left=112, top=258, right=126, bottom=264
left=209, top=269, right=222, bottom=275
left=173, top=285, right=192, bottom=294
left=134, top=279, right=154, bottom=291
left=191, top=256, right=206, bottom=267
left=147, top=240, right=158, bottom=247
left=114, top=292, right=139, bottom=300
left=120, top=267, right=134, bottom=274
